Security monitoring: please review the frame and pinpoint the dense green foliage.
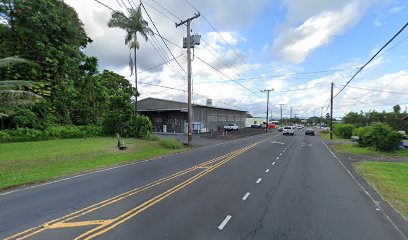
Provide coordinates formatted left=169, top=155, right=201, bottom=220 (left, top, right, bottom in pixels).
left=333, top=124, right=355, bottom=139
left=124, top=114, right=153, bottom=138
left=0, top=0, right=155, bottom=141
left=343, top=106, right=408, bottom=131
left=0, top=125, right=104, bottom=142
left=159, top=137, right=184, bottom=149
left=354, top=123, right=402, bottom=152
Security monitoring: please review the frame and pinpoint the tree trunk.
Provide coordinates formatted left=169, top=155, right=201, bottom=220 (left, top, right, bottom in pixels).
left=134, top=34, right=138, bottom=116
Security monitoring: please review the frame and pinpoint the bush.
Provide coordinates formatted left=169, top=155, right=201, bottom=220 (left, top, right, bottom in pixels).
left=355, top=123, right=402, bottom=152
left=333, top=124, right=354, bottom=139
left=0, top=125, right=105, bottom=143
left=159, top=138, right=183, bottom=149
left=320, top=130, right=329, bottom=134
left=123, top=115, right=153, bottom=138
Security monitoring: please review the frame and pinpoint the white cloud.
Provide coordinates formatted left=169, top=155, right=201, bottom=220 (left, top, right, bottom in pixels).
left=273, top=2, right=363, bottom=64
left=273, top=0, right=383, bottom=64
left=388, top=4, right=407, bottom=13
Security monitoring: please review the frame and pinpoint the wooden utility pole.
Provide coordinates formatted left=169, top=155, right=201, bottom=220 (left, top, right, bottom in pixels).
left=330, top=82, right=334, bottom=140
left=262, top=89, right=274, bottom=132
left=176, top=13, right=200, bottom=146
left=279, top=104, right=284, bottom=124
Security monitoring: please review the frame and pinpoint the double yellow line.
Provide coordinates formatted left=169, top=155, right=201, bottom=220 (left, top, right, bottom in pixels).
left=6, top=136, right=274, bottom=240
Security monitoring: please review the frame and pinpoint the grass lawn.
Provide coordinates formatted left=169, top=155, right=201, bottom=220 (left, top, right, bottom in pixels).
left=0, top=137, right=185, bottom=189
left=332, top=143, right=408, bottom=158
left=354, top=162, right=408, bottom=221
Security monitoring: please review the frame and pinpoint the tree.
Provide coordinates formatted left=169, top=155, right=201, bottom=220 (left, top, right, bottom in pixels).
left=393, top=104, right=401, bottom=114
left=0, top=0, right=90, bottom=124
left=0, top=56, right=43, bottom=129
left=108, top=4, right=153, bottom=115
left=0, top=57, right=41, bottom=106
left=98, top=70, right=135, bottom=134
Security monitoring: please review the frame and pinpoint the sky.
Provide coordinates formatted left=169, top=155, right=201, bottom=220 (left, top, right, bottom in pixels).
left=65, top=0, right=408, bottom=119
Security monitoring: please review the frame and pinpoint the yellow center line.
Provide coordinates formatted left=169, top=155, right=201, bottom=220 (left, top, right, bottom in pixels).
left=76, top=137, right=275, bottom=240
left=47, top=220, right=114, bottom=229
left=5, top=134, right=278, bottom=240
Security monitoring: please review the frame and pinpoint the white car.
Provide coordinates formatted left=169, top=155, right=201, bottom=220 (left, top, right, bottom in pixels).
left=224, top=124, right=239, bottom=131
left=283, top=126, right=294, bottom=136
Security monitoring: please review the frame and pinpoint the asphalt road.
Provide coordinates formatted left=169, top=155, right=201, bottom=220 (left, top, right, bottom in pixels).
left=1, top=130, right=406, bottom=239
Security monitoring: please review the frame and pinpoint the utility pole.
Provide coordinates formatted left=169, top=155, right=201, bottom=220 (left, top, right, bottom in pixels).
left=176, top=12, right=200, bottom=146
left=290, top=107, right=292, bottom=122
left=330, top=82, right=334, bottom=140
left=320, top=107, right=323, bottom=127
left=279, top=104, right=284, bottom=124
left=262, top=89, right=274, bottom=132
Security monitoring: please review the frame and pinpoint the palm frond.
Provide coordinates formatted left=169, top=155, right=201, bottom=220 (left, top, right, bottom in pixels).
left=0, top=90, right=42, bottom=106
left=0, top=57, right=32, bottom=68
left=0, top=80, right=34, bottom=90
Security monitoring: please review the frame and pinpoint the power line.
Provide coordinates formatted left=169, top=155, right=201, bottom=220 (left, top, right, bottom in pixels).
left=137, top=52, right=186, bottom=74
left=195, top=55, right=261, bottom=97
left=336, top=84, right=408, bottom=95
left=138, top=81, right=246, bottom=111
left=92, top=0, right=116, bottom=11
left=183, top=0, right=260, bottom=78
left=140, top=1, right=187, bottom=74
left=333, top=22, right=408, bottom=99
left=145, top=0, right=181, bottom=21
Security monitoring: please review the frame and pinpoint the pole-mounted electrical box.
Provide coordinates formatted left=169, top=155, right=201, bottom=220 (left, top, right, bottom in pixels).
left=183, top=34, right=201, bottom=48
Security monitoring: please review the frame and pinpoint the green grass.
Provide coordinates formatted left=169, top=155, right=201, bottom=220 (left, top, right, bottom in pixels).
left=354, top=162, right=408, bottom=221
left=0, top=137, right=185, bottom=189
left=333, top=143, right=408, bottom=158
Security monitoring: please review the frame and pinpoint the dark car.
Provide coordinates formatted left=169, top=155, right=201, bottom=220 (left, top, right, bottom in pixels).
left=305, top=129, right=315, bottom=136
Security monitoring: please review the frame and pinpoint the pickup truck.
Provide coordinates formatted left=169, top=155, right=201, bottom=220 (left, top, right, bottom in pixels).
left=224, top=124, right=239, bottom=131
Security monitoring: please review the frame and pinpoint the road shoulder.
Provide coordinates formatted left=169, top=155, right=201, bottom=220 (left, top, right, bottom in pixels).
left=323, top=139, right=408, bottom=239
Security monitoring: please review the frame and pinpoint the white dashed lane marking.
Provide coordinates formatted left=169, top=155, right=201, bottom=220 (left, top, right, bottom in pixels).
left=218, top=215, right=232, bottom=230
left=242, top=192, right=250, bottom=201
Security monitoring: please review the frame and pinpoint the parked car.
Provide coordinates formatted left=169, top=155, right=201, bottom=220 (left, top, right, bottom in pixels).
left=305, top=129, right=315, bottom=136
left=224, top=123, right=239, bottom=131
left=283, top=126, right=294, bottom=136
left=278, top=127, right=283, bottom=131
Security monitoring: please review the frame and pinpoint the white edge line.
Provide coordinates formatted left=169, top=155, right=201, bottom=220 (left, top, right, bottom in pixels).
left=0, top=133, right=282, bottom=197
left=321, top=140, right=407, bottom=240
left=256, top=178, right=262, bottom=183
left=218, top=215, right=232, bottom=230
left=242, top=192, right=250, bottom=200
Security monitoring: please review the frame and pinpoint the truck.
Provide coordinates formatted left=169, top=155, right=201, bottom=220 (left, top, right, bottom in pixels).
left=224, top=123, right=239, bottom=131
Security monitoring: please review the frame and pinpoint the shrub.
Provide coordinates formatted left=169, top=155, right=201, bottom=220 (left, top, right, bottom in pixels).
left=320, top=130, right=329, bottom=134
left=0, top=125, right=105, bottom=143
left=0, top=131, right=11, bottom=142
left=355, top=123, right=402, bottom=152
left=124, top=115, right=153, bottom=138
left=377, top=131, right=402, bottom=152
left=159, top=138, right=183, bottom=149
left=333, top=124, right=354, bottom=139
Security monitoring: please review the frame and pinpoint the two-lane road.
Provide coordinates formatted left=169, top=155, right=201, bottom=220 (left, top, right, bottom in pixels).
left=1, top=131, right=406, bottom=239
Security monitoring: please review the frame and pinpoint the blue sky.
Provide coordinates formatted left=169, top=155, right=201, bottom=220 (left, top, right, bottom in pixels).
left=67, top=0, right=408, bottom=118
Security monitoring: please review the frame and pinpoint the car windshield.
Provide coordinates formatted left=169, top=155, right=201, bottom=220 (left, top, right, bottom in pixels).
left=284, top=126, right=291, bottom=129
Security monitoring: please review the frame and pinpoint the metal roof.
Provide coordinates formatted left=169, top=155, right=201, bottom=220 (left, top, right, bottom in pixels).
left=137, top=97, right=247, bottom=113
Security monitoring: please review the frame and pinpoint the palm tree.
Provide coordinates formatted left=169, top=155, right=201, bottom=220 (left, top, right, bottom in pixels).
left=108, top=4, right=153, bottom=115
left=0, top=57, right=41, bottom=107
left=0, top=56, right=42, bottom=129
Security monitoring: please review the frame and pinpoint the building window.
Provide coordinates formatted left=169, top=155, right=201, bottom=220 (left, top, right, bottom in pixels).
left=254, top=121, right=257, bottom=124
